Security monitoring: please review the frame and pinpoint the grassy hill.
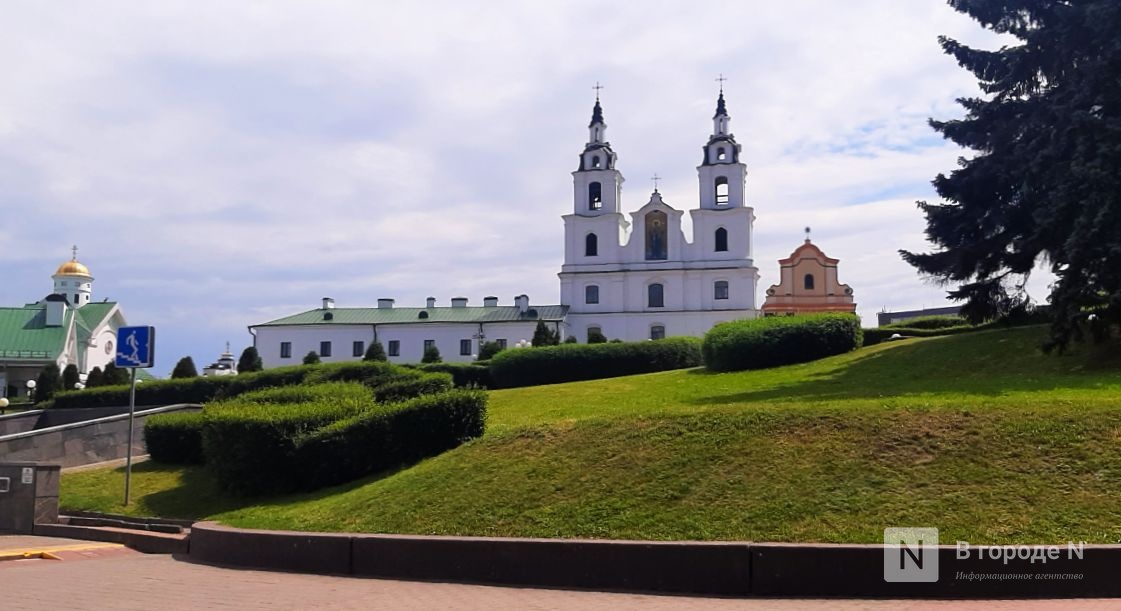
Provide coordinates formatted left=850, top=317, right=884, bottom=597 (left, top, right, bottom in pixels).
left=62, top=326, right=1121, bottom=544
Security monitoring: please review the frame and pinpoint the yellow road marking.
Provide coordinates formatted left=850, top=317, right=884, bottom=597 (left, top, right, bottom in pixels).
left=0, top=542, right=124, bottom=561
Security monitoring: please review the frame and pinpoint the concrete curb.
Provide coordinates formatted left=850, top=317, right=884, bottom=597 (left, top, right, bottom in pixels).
left=188, top=522, right=1121, bottom=598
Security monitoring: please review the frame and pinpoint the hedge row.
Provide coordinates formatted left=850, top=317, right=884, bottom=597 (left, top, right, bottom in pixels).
left=862, top=324, right=977, bottom=346
left=488, top=337, right=703, bottom=388
left=880, top=315, right=966, bottom=330
left=373, top=372, right=453, bottom=403
left=408, top=362, right=493, bottom=388
left=143, top=411, right=205, bottom=464
left=702, top=314, right=863, bottom=372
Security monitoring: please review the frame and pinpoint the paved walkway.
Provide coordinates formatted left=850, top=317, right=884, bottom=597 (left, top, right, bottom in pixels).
left=2, top=536, right=1120, bottom=609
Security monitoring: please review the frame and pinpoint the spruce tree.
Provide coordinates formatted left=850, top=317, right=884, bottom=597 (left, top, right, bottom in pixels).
left=363, top=341, right=387, bottom=362
left=902, top=0, right=1121, bottom=350
left=171, top=356, right=199, bottom=379
left=421, top=345, right=442, bottom=363
left=34, top=363, right=61, bottom=404
left=237, top=346, right=263, bottom=373
left=302, top=351, right=321, bottom=365
left=62, top=363, right=80, bottom=391
left=85, top=366, right=103, bottom=388
left=531, top=321, right=559, bottom=347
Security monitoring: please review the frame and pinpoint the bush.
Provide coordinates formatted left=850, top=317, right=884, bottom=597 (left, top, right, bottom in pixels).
left=144, top=411, right=204, bottom=464
left=215, top=365, right=313, bottom=399
left=477, top=341, right=504, bottom=361
left=202, top=382, right=373, bottom=495
left=702, top=314, right=863, bottom=372
left=296, top=390, right=487, bottom=490
left=237, top=347, right=263, bottom=373
left=373, top=372, right=454, bottom=403
left=85, top=367, right=103, bottom=388
left=302, top=351, right=321, bottom=365
left=489, top=337, right=703, bottom=388
left=171, top=356, right=199, bottom=379
left=62, top=364, right=80, bottom=391
left=421, top=345, right=442, bottom=363
left=587, top=329, right=608, bottom=344
left=102, top=363, right=130, bottom=386
left=411, top=362, right=493, bottom=388
left=881, top=315, right=966, bottom=330
left=51, top=376, right=236, bottom=409
left=863, top=325, right=976, bottom=346
left=532, top=320, right=560, bottom=346
left=34, top=363, right=61, bottom=404
left=304, top=360, right=404, bottom=386
left=363, top=341, right=387, bottom=362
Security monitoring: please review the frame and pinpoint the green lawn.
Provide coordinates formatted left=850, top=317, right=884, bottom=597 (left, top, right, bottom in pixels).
left=61, top=326, right=1121, bottom=543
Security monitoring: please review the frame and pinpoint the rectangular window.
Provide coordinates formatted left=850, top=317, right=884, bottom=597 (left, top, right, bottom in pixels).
left=585, top=285, right=599, bottom=304
left=320, top=341, right=332, bottom=357
left=280, top=342, right=292, bottom=359
left=714, top=281, right=729, bottom=300
left=495, top=339, right=507, bottom=349
left=353, top=341, right=365, bottom=357
left=388, top=340, right=400, bottom=357
left=650, top=325, right=666, bottom=340
left=424, top=339, right=435, bottom=351
left=460, top=339, right=472, bottom=356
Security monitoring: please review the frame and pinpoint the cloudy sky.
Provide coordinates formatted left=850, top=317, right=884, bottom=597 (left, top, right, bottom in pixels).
left=0, top=1, right=1052, bottom=375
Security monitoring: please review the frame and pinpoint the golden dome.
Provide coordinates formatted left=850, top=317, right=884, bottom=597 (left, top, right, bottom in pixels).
left=56, top=259, right=91, bottom=277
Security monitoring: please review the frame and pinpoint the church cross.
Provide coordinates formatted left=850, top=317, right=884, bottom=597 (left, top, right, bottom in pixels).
left=71, top=244, right=78, bottom=260
left=592, top=81, right=604, bottom=100
left=805, top=226, right=812, bottom=241
left=651, top=173, right=662, bottom=192
left=715, top=74, right=727, bottom=93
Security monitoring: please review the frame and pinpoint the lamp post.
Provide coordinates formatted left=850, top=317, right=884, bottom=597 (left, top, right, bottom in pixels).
left=0, top=397, right=8, bottom=414
left=25, top=379, right=36, bottom=402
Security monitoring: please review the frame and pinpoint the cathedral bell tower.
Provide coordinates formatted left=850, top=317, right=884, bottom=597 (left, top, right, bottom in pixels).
left=696, top=85, right=747, bottom=210
left=572, top=89, right=624, bottom=216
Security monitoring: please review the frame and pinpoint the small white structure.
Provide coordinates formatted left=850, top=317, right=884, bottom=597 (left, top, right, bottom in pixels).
left=0, top=249, right=128, bottom=398
left=250, top=296, right=565, bottom=367
left=202, top=343, right=238, bottom=376
left=559, top=90, right=759, bottom=342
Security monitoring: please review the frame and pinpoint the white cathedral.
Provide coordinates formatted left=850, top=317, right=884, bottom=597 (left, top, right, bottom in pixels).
left=251, top=90, right=760, bottom=365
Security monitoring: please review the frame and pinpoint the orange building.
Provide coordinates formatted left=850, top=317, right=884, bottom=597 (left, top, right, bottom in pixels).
left=762, top=236, right=855, bottom=316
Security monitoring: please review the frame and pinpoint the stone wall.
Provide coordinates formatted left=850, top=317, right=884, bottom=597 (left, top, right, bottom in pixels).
left=0, top=410, right=43, bottom=436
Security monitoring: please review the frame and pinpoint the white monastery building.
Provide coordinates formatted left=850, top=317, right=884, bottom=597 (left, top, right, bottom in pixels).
left=0, top=250, right=128, bottom=398
left=251, top=89, right=769, bottom=365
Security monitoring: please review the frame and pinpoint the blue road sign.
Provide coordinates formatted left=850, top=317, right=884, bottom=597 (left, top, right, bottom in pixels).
left=115, top=326, right=156, bottom=368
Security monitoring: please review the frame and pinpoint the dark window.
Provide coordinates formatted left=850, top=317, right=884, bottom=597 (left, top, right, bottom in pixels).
left=648, top=283, right=664, bottom=308
left=587, top=326, right=602, bottom=342
left=495, top=339, right=507, bottom=349
left=650, top=325, right=666, bottom=340
left=585, top=285, right=599, bottom=304
left=645, top=211, right=668, bottom=260
left=388, top=340, right=400, bottom=357
left=715, top=227, right=728, bottom=252
left=280, top=342, right=292, bottom=359
left=804, top=274, right=815, bottom=290
left=353, top=341, right=365, bottom=357
left=592, top=155, right=601, bottom=168
left=460, top=339, right=472, bottom=356
left=589, top=182, right=602, bottom=210
left=716, top=147, right=727, bottom=161
left=424, top=339, right=435, bottom=351
left=320, top=341, right=332, bottom=357
left=73, top=294, right=78, bottom=303
left=585, top=233, right=598, bottom=256
left=714, top=280, right=729, bottom=300
left=715, top=176, right=729, bottom=204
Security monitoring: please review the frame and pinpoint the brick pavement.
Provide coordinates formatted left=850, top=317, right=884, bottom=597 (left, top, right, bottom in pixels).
left=2, top=537, right=1120, bottom=609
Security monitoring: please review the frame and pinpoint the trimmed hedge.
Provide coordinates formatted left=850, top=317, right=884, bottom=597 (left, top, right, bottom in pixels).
left=143, top=411, right=205, bottom=464
left=373, top=372, right=454, bottom=403
left=410, top=362, right=493, bottom=388
left=702, top=314, right=863, bottom=372
left=881, top=315, right=966, bottom=330
left=488, top=337, right=703, bottom=388
left=297, top=390, right=487, bottom=490
left=863, top=325, right=977, bottom=346
left=51, top=376, right=236, bottom=409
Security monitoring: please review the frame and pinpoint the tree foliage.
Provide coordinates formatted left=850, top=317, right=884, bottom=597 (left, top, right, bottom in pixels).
left=363, top=341, right=388, bottom=362
left=171, top=356, right=199, bottom=379
left=62, top=363, right=80, bottom=391
left=34, top=363, right=61, bottom=404
left=102, top=362, right=130, bottom=386
left=237, top=347, right=264, bottom=373
left=85, top=366, right=103, bottom=388
left=421, top=345, right=443, bottom=364
left=531, top=321, right=560, bottom=347
left=902, top=0, right=1121, bottom=351
left=477, top=341, right=504, bottom=361
left=303, top=351, right=321, bottom=365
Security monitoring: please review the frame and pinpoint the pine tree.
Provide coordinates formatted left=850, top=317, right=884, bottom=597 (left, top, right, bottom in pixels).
left=363, top=341, right=387, bottom=362
left=102, top=362, right=130, bottom=385
left=85, top=366, right=103, bottom=388
left=237, top=346, right=263, bottom=373
left=34, top=363, right=61, bottom=404
left=421, top=345, right=442, bottom=363
left=171, top=356, right=199, bottom=379
left=62, top=363, right=80, bottom=391
left=303, top=351, right=321, bottom=365
left=901, top=0, right=1121, bottom=350
left=531, top=321, right=560, bottom=347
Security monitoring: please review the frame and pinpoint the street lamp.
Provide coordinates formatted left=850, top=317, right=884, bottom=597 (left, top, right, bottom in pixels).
left=26, top=379, right=36, bottom=402
left=0, top=397, right=8, bottom=414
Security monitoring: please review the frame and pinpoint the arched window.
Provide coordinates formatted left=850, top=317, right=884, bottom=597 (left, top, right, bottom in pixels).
left=585, top=233, right=598, bottom=256
left=645, top=211, right=668, bottom=260
left=650, top=325, right=666, bottom=340
left=714, top=227, right=728, bottom=252
left=717, top=147, right=727, bottom=161
left=804, top=274, right=815, bottom=290
left=715, top=176, right=729, bottom=205
left=587, top=326, right=604, bottom=342
left=592, top=155, right=601, bottom=168
left=589, top=182, right=602, bottom=210
left=714, top=280, right=729, bottom=300
left=648, top=283, right=664, bottom=308
left=585, top=285, right=599, bottom=304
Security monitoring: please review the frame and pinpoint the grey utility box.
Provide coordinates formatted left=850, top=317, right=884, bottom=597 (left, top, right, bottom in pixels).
left=0, top=463, right=60, bottom=534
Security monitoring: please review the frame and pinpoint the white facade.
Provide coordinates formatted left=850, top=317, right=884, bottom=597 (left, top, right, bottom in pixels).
left=558, top=91, right=759, bottom=342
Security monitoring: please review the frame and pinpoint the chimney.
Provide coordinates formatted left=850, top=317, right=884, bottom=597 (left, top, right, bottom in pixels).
left=451, top=297, right=468, bottom=308
left=483, top=296, right=499, bottom=308
left=426, top=296, right=436, bottom=309
left=515, top=294, right=529, bottom=313
left=377, top=298, right=395, bottom=309
left=322, top=297, right=335, bottom=310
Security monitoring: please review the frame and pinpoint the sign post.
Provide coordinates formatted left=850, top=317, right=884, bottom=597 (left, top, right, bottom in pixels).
left=115, top=325, right=155, bottom=506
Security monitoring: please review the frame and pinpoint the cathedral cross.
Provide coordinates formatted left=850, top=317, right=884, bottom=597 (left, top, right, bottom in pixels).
left=715, top=74, right=727, bottom=93
left=592, top=81, right=604, bottom=100
left=71, top=244, right=78, bottom=260
left=651, top=173, right=662, bottom=192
